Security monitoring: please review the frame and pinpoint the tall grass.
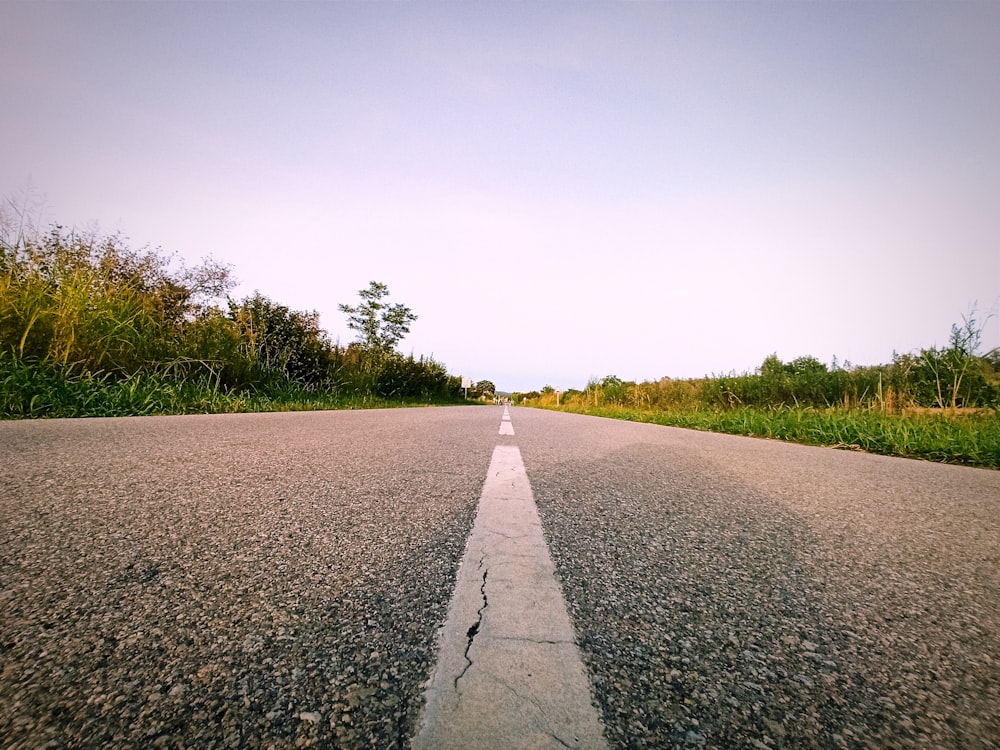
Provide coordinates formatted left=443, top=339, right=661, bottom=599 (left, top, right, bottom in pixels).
left=0, top=352, right=456, bottom=418
left=532, top=403, right=1000, bottom=469
left=519, top=347, right=1000, bottom=469
left=1, top=224, right=465, bottom=418
left=531, top=351, right=1000, bottom=416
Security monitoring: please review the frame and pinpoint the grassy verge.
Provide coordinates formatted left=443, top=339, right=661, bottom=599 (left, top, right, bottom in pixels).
left=0, top=355, right=466, bottom=419
left=534, top=403, right=1000, bottom=470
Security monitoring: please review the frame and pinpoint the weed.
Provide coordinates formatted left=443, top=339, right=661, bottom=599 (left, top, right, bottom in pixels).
left=538, top=402, right=999, bottom=469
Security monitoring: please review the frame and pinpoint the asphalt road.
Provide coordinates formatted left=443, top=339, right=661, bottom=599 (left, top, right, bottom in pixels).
left=2, top=407, right=998, bottom=749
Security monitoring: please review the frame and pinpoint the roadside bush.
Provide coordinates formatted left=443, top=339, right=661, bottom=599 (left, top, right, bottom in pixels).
left=374, top=353, right=455, bottom=399
left=534, top=342, right=999, bottom=416
left=227, top=293, right=333, bottom=387
left=1, top=219, right=470, bottom=417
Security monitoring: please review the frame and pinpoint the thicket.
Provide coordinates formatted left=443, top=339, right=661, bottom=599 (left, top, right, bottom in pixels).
left=519, top=319, right=1000, bottom=414
left=515, top=318, right=1000, bottom=467
left=560, top=405, right=1000, bottom=469
left=1, top=220, right=462, bottom=418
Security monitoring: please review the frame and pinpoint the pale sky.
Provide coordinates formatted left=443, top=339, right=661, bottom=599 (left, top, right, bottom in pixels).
left=3, top=1, right=998, bottom=392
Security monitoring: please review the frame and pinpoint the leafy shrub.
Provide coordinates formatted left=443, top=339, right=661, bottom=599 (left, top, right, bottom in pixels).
left=1, top=221, right=469, bottom=417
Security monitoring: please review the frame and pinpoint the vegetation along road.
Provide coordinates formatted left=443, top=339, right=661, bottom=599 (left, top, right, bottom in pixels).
left=2, top=407, right=998, bottom=749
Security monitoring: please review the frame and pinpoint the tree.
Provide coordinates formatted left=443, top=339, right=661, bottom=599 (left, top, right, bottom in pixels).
left=788, top=356, right=827, bottom=376
left=759, top=354, right=785, bottom=378
left=920, top=306, right=993, bottom=410
left=475, top=379, right=496, bottom=398
left=338, top=281, right=416, bottom=355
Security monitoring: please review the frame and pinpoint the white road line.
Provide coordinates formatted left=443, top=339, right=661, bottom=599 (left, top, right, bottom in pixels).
left=499, top=421, right=515, bottom=435
left=412, top=445, right=608, bottom=750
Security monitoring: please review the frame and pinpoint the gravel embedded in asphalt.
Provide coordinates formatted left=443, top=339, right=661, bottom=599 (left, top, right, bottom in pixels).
left=4, top=406, right=998, bottom=750
left=1, top=409, right=496, bottom=749
left=514, top=408, right=1000, bottom=750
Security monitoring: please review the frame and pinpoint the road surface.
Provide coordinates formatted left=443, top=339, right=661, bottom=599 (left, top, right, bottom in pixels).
left=2, top=406, right=998, bottom=749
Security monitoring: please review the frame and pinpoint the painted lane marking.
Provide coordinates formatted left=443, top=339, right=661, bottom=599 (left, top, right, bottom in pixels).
left=412, top=446, right=608, bottom=750
left=499, top=421, right=515, bottom=435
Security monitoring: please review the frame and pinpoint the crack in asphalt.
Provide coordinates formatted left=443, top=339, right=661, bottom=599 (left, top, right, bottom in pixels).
left=485, top=530, right=533, bottom=541
left=492, top=635, right=572, bottom=645
left=496, top=674, right=575, bottom=749
left=454, top=564, right=489, bottom=691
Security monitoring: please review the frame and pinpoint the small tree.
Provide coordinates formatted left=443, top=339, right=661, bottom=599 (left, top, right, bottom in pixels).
left=920, top=307, right=992, bottom=410
left=474, top=379, right=496, bottom=399
left=338, top=281, right=417, bottom=356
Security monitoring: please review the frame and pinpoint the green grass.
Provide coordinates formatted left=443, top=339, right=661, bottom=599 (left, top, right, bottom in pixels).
left=0, top=354, right=465, bottom=419
left=536, top=403, right=1000, bottom=470
left=3, top=230, right=464, bottom=406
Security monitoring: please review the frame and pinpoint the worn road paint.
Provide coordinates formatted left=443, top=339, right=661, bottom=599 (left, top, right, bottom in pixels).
left=412, top=445, right=608, bottom=750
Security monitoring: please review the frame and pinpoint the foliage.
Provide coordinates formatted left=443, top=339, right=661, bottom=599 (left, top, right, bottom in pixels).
left=526, top=313, right=998, bottom=415
left=518, top=310, right=999, bottom=468
left=375, top=353, right=457, bottom=400
left=0, top=226, right=231, bottom=374
left=914, top=308, right=992, bottom=409
left=545, top=403, right=1000, bottom=469
left=0, top=351, right=451, bottom=418
left=1, top=217, right=471, bottom=418
left=337, top=281, right=417, bottom=356
left=228, top=293, right=333, bottom=386
left=466, top=379, right=496, bottom=400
